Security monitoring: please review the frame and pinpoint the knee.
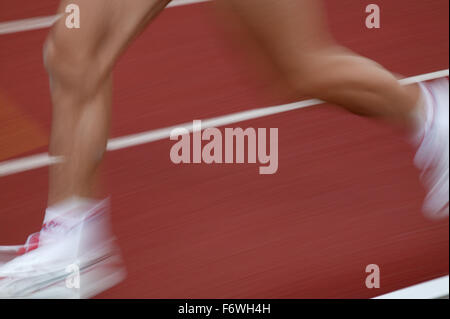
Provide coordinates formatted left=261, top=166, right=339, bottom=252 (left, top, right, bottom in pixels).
left=43, top=28, right=101, bottom=97
left=279, top=46, right=350, bottom=97
left=279, top=52, right=334, bottom=98
left=44, top=33, right=80, bottom=84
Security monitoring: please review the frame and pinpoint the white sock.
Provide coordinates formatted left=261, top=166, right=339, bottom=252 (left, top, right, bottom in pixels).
left=44, top=196, right=100, bottom=226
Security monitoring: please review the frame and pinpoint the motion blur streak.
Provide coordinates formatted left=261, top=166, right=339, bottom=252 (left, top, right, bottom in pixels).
left=0, top=0, right=448, bottom=298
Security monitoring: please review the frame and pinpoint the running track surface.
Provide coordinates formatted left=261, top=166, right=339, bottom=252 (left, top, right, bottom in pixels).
left=0, top=0, right=448, bottom=298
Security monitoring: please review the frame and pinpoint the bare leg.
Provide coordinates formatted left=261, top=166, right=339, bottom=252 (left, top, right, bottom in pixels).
left=222, top=0, right=449, bottom=218
left=221, top=0, right=422, bottom=131
left=0, top=2, right=172, bottom=297
left=44, top=0, right=171, bottom=206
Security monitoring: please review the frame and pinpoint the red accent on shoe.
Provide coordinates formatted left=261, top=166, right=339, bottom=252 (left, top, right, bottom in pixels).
left=16, top=231, right=41, bottom=255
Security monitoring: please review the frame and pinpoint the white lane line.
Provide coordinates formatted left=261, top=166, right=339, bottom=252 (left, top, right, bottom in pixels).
left=373, top=275, right=449, bottom=299
left=0, top=245, right=21, bottom=251
left=399, top=69, right=450, bottom=85
left=0, top=154, right=62, bottom=177
left=0, top=0, right=210, bottom=35
left=0, top=14, right=62, bottom=35
left=0, top=69, right=448, bottom=178
left=168, top=0, right=210, bottom=7
left=107, top=98, right=323, bottom=151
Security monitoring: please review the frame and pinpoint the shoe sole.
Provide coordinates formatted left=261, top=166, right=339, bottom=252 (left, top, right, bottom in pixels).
left=0, top=253, right=126, bottom=299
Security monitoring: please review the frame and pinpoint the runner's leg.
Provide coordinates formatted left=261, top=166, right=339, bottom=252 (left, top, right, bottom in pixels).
left=222, top=0, right=422, bottom=131
left=44, top=0, right=171, bottom=206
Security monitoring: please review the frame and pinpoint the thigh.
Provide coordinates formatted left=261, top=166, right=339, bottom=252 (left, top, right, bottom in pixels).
left=48, top=0, right=171, bottom=74
left=219, top=0, right=334, bottom=70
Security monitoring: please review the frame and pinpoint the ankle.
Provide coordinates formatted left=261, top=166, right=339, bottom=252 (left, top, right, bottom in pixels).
left=45, top=196, right=101, bottom=224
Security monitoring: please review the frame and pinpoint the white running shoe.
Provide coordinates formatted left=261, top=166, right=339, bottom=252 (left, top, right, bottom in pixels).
left=0, top=199, right=126, bottom=298
left=414, top=79, right=449, bottom=219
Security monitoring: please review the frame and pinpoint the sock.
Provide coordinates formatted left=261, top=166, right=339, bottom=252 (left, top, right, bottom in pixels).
left=44, top=196, right=100, bottom=226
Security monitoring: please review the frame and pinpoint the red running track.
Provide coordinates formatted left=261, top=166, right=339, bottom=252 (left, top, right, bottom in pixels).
left=0, top=0, right=448, bottom=298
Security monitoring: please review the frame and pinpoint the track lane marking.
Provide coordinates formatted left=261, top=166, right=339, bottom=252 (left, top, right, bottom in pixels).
left=0, top=0, right=210, bottom=35
left=0, top=69, right=448, bottom=177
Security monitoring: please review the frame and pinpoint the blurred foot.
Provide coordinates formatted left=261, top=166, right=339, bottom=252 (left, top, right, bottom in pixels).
left=414, top=79, right=449, bottom=219
left=0, top=199, right=125, bottom=298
